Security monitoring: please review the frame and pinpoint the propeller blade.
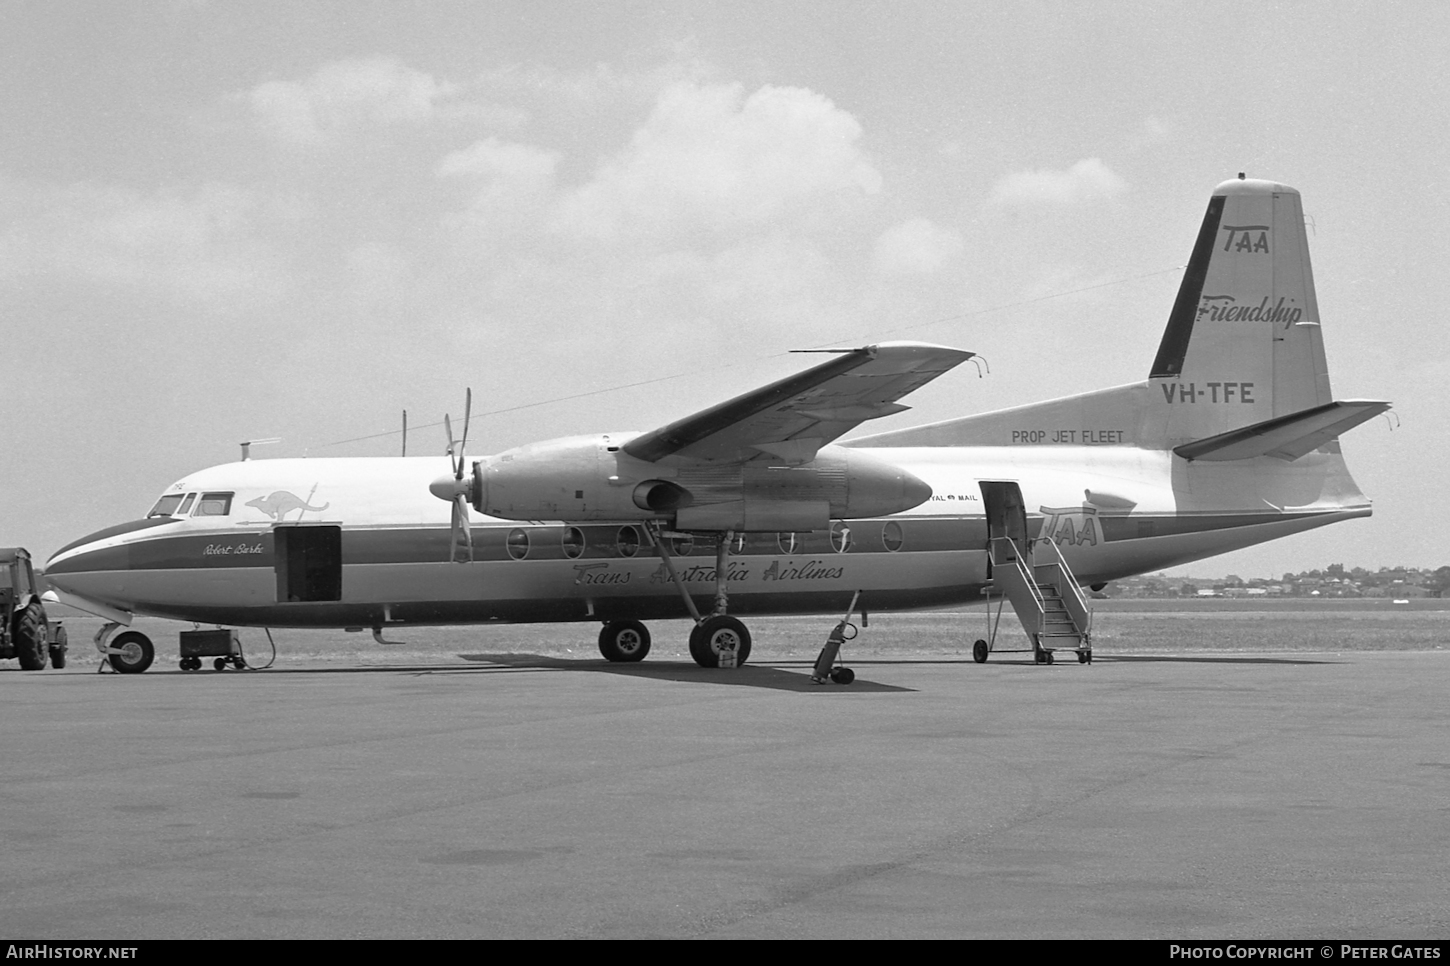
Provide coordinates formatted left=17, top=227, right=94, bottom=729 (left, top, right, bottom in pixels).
left=451, top=494, right=473, bottom=563
left=458, top=388, right=472, bottom=481
left=439, top=389, right=477, bottom=562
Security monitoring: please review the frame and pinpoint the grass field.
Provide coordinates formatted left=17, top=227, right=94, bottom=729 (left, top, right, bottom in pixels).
left=29, top=597, right=1450, bottom=670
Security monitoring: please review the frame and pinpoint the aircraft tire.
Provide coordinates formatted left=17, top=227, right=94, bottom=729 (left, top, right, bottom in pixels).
left=13, top=602, right=48, bottom=670
left=688, top=616, right=751, bottom=668
left=829, top=667, right=855, bottom=685
left=48, top=624, right=67, bottom=669
left=109, top=631, right=154, bottom=674
left=972, top=639, right=989, bottom=663
left=598, top=619, right=651, bottom=663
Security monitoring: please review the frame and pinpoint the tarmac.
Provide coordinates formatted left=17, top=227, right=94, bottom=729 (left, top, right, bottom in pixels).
left=2, top=649, right=1448, bottom=939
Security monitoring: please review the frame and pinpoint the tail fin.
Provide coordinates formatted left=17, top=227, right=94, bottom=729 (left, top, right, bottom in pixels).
left=1150, top=177, right=1331, bottom=441
left=848, top=177, right=1387, bottom=456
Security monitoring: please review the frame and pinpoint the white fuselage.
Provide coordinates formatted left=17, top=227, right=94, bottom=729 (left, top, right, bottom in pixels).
left=44, top=444, right=1369, bottom=630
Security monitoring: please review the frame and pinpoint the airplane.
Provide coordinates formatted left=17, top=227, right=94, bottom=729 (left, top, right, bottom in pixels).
left=43, top=176, right=1390, bottom=674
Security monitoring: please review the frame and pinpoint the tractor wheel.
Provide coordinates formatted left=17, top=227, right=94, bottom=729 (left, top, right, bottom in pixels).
left=14, top=603, right=48, bottom=671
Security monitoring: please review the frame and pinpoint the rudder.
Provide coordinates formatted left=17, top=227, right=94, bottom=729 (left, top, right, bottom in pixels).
left=1150, top=177, right=1331, bottom=444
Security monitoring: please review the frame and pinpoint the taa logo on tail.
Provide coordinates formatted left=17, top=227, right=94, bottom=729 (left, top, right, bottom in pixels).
left=1221, top=224, right=1270, bottom=253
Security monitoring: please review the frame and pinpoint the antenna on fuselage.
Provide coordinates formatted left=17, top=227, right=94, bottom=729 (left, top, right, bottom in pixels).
left=240, top=438, right=282, bottom=461
left=401, top=410, right=408, bottom=457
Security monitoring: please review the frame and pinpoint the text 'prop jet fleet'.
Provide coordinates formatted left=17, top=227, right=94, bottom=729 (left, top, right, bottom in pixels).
left=45, top=178, right=1389, bottom=673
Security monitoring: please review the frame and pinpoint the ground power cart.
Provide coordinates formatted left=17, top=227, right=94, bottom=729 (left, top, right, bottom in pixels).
left=179, top=628, right=244, bottom=671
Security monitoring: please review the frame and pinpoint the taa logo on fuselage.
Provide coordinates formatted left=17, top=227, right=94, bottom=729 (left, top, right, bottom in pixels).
left=1038, top=505, right=1099, bottom=547
left=1221, top=224, right=1269, bottom=253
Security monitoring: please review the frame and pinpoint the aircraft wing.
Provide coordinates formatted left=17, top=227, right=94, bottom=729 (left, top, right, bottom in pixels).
left=623, top=341, right=974, bottom=464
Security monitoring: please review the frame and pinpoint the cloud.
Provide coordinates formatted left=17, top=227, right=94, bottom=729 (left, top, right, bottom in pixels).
left=989, top=158, right=1127, bottom=206
left=872, top=218, right=964, bottom=275
left=437, top=137, right=560, bottom=209
left=0, top=177, right=292, bottom=306
left=246, top=57, right=476, bottom=145
left=550, top=81, right=882, bottom=242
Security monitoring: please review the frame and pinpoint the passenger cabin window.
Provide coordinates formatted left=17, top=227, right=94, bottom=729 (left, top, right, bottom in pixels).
left=147, top=494, right=185, bottom=518
left=193, top=492, right=234, bottom=516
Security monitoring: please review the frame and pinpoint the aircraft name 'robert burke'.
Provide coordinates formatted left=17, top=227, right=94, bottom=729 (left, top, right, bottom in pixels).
left=204, top=543, right=265, bottom=556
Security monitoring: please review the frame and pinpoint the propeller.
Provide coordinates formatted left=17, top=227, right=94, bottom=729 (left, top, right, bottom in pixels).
left=429, top=389, right=475, bottom=563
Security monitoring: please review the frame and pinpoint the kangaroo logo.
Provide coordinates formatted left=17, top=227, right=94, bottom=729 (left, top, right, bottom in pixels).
left=245, top=490, right=330, bottom=521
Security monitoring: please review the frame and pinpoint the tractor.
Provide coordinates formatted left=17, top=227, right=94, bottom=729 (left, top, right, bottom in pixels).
left=1, top=549, right=66, bottom=670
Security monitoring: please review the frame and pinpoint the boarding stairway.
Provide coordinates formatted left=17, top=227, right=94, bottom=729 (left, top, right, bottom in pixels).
left=979, top=536, right=1093, bottom=664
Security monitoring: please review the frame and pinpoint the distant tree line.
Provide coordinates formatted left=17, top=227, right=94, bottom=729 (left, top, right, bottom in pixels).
left=1103, top=565, right=1450, bottom=599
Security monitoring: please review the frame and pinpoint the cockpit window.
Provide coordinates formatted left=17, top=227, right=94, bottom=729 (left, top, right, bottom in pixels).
left=193, top=492, right=234, bottom=516
left=177, top=493, right=196, bottom=515
left=147, top=494, right=185, bottom=518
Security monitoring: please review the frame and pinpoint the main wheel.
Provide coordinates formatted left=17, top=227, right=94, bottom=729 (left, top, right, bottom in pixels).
left=829, top=667, right=855, bottom=685
left=108, top=631, right=154, bottom=674
left=972, top=639, right=989, bottom=663
left=48, top=625, right=67, bottom=669
left=688, top=616, right=752, bottom=668
left=1078, top=650, right=1090, bottom=664
left=13, top=602, right=48, bottom=670
left=598, top=619, right=651, bottom=662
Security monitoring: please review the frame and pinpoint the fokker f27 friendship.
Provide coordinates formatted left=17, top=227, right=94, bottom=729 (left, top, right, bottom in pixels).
left=45, top=178, right=1390, bottom=673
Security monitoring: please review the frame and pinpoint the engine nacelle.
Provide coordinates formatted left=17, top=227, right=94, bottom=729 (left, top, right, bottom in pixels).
left=470, top=434, right=932, bottom=530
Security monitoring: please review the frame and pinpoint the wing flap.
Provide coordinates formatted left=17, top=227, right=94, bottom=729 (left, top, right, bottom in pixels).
left=623, top=342, right=973, bottom=464
left=1174, top=400, right=1390, bottom=462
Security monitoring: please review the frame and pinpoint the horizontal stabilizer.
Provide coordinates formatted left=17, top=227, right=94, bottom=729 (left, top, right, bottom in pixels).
left=1173, top=400, right=1390, bottom=462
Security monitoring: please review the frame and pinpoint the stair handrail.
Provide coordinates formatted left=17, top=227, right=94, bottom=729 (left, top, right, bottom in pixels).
left=988, top=536, right=1046, bottom=625
left=1031, top=537, right=1093, bottom=636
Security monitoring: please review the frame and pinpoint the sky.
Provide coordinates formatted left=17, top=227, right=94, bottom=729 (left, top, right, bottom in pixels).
left=2, top=0, right=1446, bottom=579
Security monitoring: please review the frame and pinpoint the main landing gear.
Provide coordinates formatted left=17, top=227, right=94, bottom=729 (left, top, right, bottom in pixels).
left=626, top=523, right=753, bottom=669
left=598, top=619, right=651, bottom=663
left=688, top=615, right=751, bottom=669
left=596, top=615, right=751, bottom=668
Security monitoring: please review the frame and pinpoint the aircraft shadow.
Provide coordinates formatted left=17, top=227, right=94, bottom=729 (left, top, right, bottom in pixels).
left=1095, top=654, right=1341, bottom=665
left=456, top=653, right=915, bottom=693
left=130, top=657, right=911, bottom=690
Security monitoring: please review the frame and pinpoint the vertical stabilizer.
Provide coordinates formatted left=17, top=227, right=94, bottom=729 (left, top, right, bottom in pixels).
left=1150, top=178, right=1331, bottom=444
